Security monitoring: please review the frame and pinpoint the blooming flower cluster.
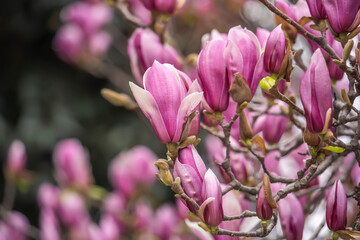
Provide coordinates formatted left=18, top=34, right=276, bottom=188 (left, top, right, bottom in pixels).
left=54, top=0, right=113, bottom=64
left=6, top=0, right=360, bottom=239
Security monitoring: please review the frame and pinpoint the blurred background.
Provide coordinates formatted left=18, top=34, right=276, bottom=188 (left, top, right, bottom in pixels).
left=0, top=0, right=275, bottom=227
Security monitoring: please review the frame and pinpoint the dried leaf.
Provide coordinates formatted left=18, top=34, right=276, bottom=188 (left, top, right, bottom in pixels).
left=279, top=38, right=291, bottom=78
left=337, top=229, right=360, bottom=240
left=309, top=24, right=321, bottom=31
left=263, top=174, right=278, bottom=209
left=239, top=110, right=253, bottom=140
left=251, top=135, right=265, bottom=154
left=101, top=88, right=138, bottom=110
left=298, top=16, right=312, bottom=26
left=229, top=73, right=252, bottom=105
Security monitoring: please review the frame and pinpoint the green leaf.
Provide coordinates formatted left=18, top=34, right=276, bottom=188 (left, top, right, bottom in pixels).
left=259, top=76, right=276, bottom=93
left=88, top=185, right=107, bottom=201
left=16, top=178, right=29, bottom=194
left=322, top=146, right=345, bottom=153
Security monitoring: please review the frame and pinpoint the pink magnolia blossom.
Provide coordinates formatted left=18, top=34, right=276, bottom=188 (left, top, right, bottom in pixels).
left=130, top=61, right=203, bottom=143
left=201, top=169, right=223, bottom=227
left=109, top=146, right=157, bottom=197
left=6, top=140, right=27, bottom=177
left=326, top=180, right=347, bottom=231
left=300, top=49, right=333, bottom=133
left=127, top=28, right=181, bottom=85
left=263, top=25, right=286, bottom=75
left=53, top=139, right=92, bottom=188
left=322, top=0, right=360, bottom=33
left=278, top=194, right=304, bottom=240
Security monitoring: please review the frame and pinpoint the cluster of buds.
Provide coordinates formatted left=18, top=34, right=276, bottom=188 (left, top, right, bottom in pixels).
left=54, top=0, right=113, bottom=64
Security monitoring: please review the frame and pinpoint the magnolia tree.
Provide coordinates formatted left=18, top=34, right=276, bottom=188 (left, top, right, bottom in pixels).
left=3, top=0, right=360, bottom=239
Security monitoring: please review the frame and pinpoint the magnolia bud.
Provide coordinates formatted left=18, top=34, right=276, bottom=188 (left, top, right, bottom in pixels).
left=326, top=180, right=347, bottom=231
left=256, top=187, right=273, bottom=220
left=6, top=140, right=27, bottom=177
left=53, top=139, right=92, bottom=189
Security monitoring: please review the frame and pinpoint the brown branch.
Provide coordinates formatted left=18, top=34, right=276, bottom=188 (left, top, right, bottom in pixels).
left=217, top=212, right=278, bottom=237
left=223, top=210, right=257, bottom=221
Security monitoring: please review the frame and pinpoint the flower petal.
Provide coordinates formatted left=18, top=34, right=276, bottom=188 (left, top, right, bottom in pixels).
left=129, top=82, right=171, bottom=142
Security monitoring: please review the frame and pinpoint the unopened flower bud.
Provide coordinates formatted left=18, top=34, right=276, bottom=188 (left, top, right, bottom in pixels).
left=153, top=204, right=180, bottom=239
left=306, top=0, right=326, bottom=19
left=38, top=183, right=59, bottom=211
left=279, top=194, right=304, bottom=240
left=110, top=146, right=157, bottom=196
left=264, top=25, right=286, bottom=75
left=140, top=0, right=179, bottom=14
left=40, top=210, right=60, bottom=240
left=127, top=28, right=181, bottom=85
left=59, top=192, right=88, bottom=227
left=53, top=139, right=92, bottom=189
left=6, top=140, right=27, bottom=177
left=1, top=211, right=29, bottom=240
left=326, top=180, right=347, bottom=231
left=198, top=39, right=229, bottom=112
left=173, top=146, right=206, bottom=212
left=300, top=49, right=333, bottom=134
left=256, top=187, right=273, bottom=220
left=201, top=169, right=223, bottom=227
left=322, top=0, right=360, bottom=34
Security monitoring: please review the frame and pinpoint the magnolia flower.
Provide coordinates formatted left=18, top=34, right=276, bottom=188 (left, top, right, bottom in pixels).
left=53, top=139, right=92, bottom=188
left=153, top=204, right=180, bottom=239
left=59, top=192, right=89, bottom=227
left=130, top=61, right=203, bottom=143
left=306, top=0, right=326, bottom=19
left=198, top=39, right=230, bottom=112
left=127, top=28, right=181, bottom=85
left=215, top=188, right=242, bottom=240
left=278, top=194, right=304, bottom=240
left=326, top=180, right=347, bottom=231
left=140, top=0, right=179, bottom=13
left=263, top=25, right=286, bottom=75
left=201, top=169, right=223, bottom=226
left=256, top=28, right=270, bottom=49
left=174, top=145, right=207, bottom=212
left=300, top=49, right=333, bottom=133
left=6, top=140, right=27, bottom=177
left=253, top=104, right=288, bottom=144
left=256, top=187, right=273, bottom=220
left=322, top=0, right=360, bottom=34
left=227, top=26, right=261, bottom=86
left=109, top=146, right=157, bottom=197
